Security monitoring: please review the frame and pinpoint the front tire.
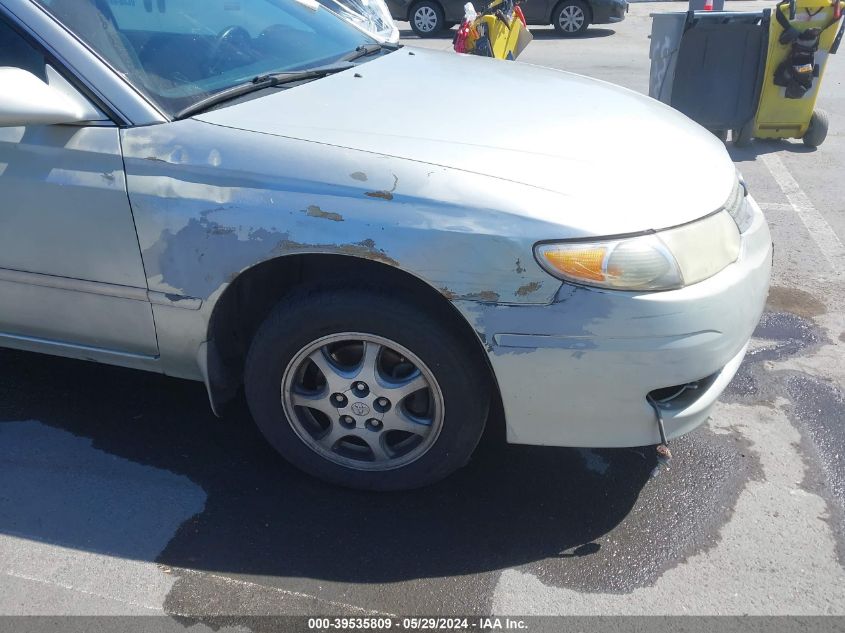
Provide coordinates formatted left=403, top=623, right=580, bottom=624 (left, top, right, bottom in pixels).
left=244, top=284, right=490, bottom=491
left=409, top=1, right=445, bottom=37
left=552, top=0, right=590, bottom=36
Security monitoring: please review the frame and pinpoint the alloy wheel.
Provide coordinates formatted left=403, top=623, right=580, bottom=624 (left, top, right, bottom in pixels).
left=558, top=5, right=585, bottom=32
left=281, top=333, right=445, bottom=471
left=414, top=6, right=439, bottom=33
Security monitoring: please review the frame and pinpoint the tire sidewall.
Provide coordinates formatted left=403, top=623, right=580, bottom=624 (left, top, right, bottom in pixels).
left=245, top=287, right=489, bottom=491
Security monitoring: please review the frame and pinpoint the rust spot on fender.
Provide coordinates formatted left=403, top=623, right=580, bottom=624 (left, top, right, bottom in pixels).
left=464, top=290, right=500, bottom=302
left=515, top=281, right=542, bottom=297
left=304, top=205, right=343, bottom=222
left=439, top=287, right=500, bottom=302
left=337, top=240, right=399, bottom=267
left=350, top=172, right=368, bottom=182
left=515, top=259, right=526, bottom=274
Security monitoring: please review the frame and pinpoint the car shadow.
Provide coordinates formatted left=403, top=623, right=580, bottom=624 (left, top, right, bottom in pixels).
left=529, top=27, right=616, bottom=39
left=727, top=137, right=818, bottom=162
left=0, top=347, right=655, bottom=584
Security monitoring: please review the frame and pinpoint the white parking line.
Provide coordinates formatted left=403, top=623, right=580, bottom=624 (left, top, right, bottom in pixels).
left=170, top=568, right=397, bottom=617
left=761, top=153, right=845, bottom=277
left=758, top=202, right=794, bottom=212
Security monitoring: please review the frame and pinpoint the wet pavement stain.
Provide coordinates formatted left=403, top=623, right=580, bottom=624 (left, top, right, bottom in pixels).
left=785, top=373, right=845, bottom=532
left=523, top=428, right=762, bottom=594
left=766, top=286, right=827, bottom=319
left=722, top=308, right=845, bottom=561
left=723, top=311, right=826, bottom=404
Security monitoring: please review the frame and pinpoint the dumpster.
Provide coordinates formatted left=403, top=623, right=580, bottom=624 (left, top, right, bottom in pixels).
left=649, top=11, right=769, bottom=138
left=739, top=0, right=845, bottom=147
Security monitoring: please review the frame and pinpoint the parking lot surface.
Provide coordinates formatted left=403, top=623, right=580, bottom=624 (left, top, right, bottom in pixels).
left=1, top=0, right=844, bottom=623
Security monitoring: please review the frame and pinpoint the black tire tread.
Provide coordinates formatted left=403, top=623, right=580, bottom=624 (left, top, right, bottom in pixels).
left=244, top=282, right=491, bottom=491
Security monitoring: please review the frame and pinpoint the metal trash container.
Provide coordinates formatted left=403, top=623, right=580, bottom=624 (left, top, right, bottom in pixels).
left=648, top=12, right=687, bottom=104
left=649, top=11, right=769, bottom=135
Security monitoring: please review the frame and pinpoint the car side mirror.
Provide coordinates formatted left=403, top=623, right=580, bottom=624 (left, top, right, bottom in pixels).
left=0, top=67, right=93, bottom=127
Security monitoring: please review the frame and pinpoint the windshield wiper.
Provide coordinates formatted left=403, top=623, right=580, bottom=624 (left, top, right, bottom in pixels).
left=175, top=64, right=353, bottom=120
left=342, top=41, right=401, bottom=62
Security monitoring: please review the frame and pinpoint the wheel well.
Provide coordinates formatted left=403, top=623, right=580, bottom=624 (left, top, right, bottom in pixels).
left=550, top=0, right=592, bottom=24
left=205, top=254, right=500, bottom=414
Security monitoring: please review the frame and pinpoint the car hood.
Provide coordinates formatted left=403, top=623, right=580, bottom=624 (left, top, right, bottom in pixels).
left=196, top=47, right=737, bottom=234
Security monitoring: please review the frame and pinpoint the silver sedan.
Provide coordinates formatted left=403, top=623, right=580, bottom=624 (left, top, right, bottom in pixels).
left=0, top=0, right=771, bottom=490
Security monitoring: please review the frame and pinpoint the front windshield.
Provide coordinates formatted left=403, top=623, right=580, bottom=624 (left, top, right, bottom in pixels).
left=34, top=0, right=378, bottom=115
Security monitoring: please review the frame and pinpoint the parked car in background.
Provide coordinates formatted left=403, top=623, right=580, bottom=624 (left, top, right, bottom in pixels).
left=388, top=0, right=627, bottom=37
left=318, top=0, right=400, bottom=43
left=1, top=0, right=768, bottom=491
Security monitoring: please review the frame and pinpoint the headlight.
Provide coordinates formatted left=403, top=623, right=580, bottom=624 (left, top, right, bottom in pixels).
left=535, top=210, right=741, bottom=291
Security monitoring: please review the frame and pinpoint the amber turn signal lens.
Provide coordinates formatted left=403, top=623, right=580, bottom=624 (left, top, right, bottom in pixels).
left=541, top=246, right=607, bottom=282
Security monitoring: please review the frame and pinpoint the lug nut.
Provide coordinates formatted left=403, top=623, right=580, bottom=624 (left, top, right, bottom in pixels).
left=366, top=418, right=383, bottom=431
left=353, top=382, right=369, bottom=396
left=340, top=415, right=355, bottom=427
left=374, top=397, right=391, bottom=412
left=332, top=393, right=348, bottom=407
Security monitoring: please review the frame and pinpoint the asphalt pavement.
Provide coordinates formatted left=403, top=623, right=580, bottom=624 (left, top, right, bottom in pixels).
left=1, top=1, right=844, bottom=627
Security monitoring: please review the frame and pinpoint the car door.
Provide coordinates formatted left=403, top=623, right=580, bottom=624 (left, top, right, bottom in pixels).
left=520, top=0, right=550, bottom=24
left=0, top=17, right=159, bottom=361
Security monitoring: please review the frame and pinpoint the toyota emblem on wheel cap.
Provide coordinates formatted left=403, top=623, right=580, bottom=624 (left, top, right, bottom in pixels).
left=351, top=402, right=370, bottom=417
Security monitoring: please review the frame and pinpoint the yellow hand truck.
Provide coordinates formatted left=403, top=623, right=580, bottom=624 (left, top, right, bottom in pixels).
left=734, top=0, right=844, bottom=147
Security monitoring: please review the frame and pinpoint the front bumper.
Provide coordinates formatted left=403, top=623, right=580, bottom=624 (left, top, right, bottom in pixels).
left=591, top=0, right=628, bottom=24
left=468, top=195, right=771, bottom=447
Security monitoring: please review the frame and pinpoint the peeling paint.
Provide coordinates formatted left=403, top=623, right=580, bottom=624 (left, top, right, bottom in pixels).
left=366, top=190, right=394, bottom=201
left=122, top=120, right=563, bottom=314
left=439, top=287, right=501, bottom=303
left=337, top=240, right=399, bottom=267
left=304, top=205, right=343, bottom=222
left=463, top=290, right=500, bottom=302
left=515, top=281, right=542, bottom=297
left=365, top=174, right=398, bottom=201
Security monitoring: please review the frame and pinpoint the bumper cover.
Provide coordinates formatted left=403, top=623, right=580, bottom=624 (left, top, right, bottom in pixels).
left=466, top=196, right=771, bottom=447
left=591, top=0, right=628, bottom=24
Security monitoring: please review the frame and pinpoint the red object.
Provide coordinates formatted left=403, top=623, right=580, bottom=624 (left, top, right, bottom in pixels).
left=703, top=0, right=713, bottom=10
left=454, top=20, right=471, bottom=53
left=514, top=5, right=527, bottom=26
